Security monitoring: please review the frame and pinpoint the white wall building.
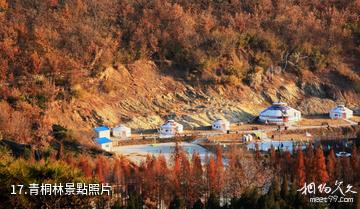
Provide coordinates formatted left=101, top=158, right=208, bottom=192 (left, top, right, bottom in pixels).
left=112, top=124, right=131, bottom=139
left=212, top=119, right=230, bottom=132
left=259, top=102, right=301, bottom=125
left=159, top=120, right=184, bottom=138
left=95, top=137, right=112, bottom=152
left=94, top=126, right=110, bottom=138
left=242, top=134, right=253, bottom=142
left=329, top=105, right=353, bottom=119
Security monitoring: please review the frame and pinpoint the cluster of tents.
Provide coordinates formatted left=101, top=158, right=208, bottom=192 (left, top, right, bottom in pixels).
left=94, top=102, right=355, bottom=150
left=259, top=103, right=353, bottom=124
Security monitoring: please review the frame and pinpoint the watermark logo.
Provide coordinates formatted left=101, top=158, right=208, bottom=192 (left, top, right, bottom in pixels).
left=297, top=181, right=357, bottom=203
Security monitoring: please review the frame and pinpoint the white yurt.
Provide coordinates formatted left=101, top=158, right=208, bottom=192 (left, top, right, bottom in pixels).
left=212, top=119, right=230, bottom=132
left=159, top=120, right=184, bottom=138
left=329, top=105, right=353, bottom=119
left=112, top=124, right=131, bottom=138
left=259, top=102, right=301, bottom=125
left=242, top=134, right=253, bottom=142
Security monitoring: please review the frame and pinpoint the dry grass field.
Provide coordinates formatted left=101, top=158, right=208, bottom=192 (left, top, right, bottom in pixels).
left=297, top=117, right=350, bottom=126
left=350, top=116, right=360, bottom=122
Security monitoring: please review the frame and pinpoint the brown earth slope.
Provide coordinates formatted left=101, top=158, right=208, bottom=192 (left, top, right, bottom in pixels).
left=41, top=60, right=360, bottom=145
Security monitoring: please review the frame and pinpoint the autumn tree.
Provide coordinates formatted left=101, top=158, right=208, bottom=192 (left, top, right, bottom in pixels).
left=281, top=150, right=292, bottom=176
left=140, top=155, right=157, bottom=207
left=95, top=156, right=107, bottom=183
left=206, top=155, right=217, bottom=196
left=112, top=158, right=122, bottom=184
left=225, top=147, right=244, bottom=198
left=341, top=157, right=352, bottom=183
left=350, top=145, right=359, bottom=181
left=155, top=154, right=170, bottom=207
left=214, top=146, right=224, bottom=197
left=305, top=144, right=315, bottom=183
left=314, top=146, right=329, bottom=184
left=78, top=155, right=92, bottom=178
left=172, top=144, right=183, bottom=195
left=191, top=152, right=204, bottom=204
left=269, top=145, right=279, bottom=168
left=327, top=148, right=336, bottom=183
left=181, top=153, right=192, bottom=208
left=295, top=149, right=306, bottom=188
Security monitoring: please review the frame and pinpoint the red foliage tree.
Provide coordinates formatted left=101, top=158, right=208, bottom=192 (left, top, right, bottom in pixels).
left=206, top=155, right=217, bottom=195
left=281, top=150, right=292, bottom=175
left=315, top=146, right=329, bottom=184
left=215, top=146, right=224, bottom=196
left=351, top=145, right=358, bottom=179
left=327, top=148, right=336, bottom=183
left=269, top=145, right=279, bottom=168
left=78, top=155, right=92, bottom=178
left=295, top=149, right=306, bottom=187
left=95, top=156, right=106, bottom=183
left=112, top=158, right=122, bottom=184
left=172, top=150, right=182, bottom=194
left=305, top=144, right=315, bottom=183
left=155, top=154, right=170, bottom=206
left=342, top=157, right=352, bottom=183
left=191, top=152, right=204, bottom=202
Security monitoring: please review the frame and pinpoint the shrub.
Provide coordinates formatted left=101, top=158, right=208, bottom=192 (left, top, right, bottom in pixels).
left=52, top=124, right=68, bottom=141
left=70, top=84, right=86, bottom=99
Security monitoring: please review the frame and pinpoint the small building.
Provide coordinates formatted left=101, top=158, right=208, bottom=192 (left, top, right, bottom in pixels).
left=159, top=120, right=183, bottom=138
left=212, top=119, right=230, bottom=132
left=112, top=124, right=131, bottom=139
left=242, top=134, right=253, bottom=142
left=329, top=105, right=353, bottom=119
left=259, top=102, right=301, bottom=125
left=95, top=137, right=112, bottom=152
left=94, top=126, right=110, bottom=139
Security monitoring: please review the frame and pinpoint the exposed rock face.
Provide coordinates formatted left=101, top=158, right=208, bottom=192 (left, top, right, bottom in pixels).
left=44, top=61, right=359, bottom=144
left=298, top=97, right=336, bottom=115
left=302, top=82, right=327, bottom=98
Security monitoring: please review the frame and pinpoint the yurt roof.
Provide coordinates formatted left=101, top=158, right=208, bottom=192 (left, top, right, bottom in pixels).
left=331, top=105, right=352, bottom=113
left=261, top=103, right=290, bottom=114
left=114, top=124, right=130, bottom=129
left=161, top=120, right=180, bottom=128
left=213, top=119, right=229, bottom=124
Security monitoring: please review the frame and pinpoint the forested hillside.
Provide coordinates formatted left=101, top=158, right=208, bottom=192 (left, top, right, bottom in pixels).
left=0, top=0, right=360, bottom=145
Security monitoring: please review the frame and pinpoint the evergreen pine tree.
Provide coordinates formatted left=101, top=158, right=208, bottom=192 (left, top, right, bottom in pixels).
left=192, top=199, right=204, bottom=209
left=56, top=142, right=64, bottom=160
left=169, top=195, right=185, bottom=209
left=280, top=175, right=289, bottom=199
left=206, top=193, right=220, bottom=209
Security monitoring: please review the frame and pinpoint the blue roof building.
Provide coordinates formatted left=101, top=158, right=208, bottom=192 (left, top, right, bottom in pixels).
left=95, top=137, right=112, bottom=144
left=95, top=137, right=112, bottom=152
left=94, top=126, right=111, bottom=139
left=94, top=126, right=110, bottom=132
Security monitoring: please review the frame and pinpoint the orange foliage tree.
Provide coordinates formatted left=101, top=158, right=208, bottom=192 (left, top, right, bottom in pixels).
left=295, top=149, right=306, bottom=188
left=315, top=146, right=329, bottom=184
